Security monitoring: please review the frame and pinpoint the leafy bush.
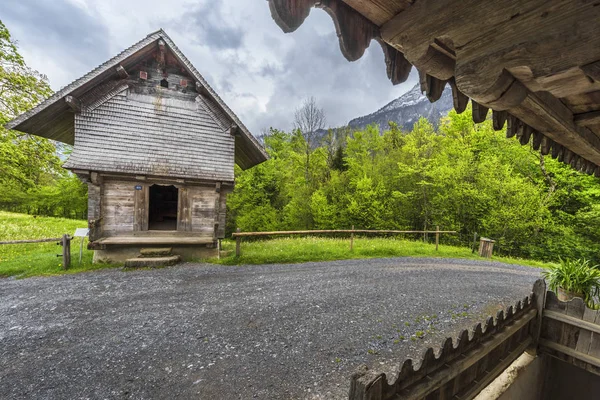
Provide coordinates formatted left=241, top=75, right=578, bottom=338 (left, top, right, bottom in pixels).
left=543, top=258, right=600, bottom=306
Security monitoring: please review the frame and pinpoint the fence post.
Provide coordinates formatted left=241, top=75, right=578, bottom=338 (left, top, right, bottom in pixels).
left=350, top=225, right=354, bottom=251
left=235, top=228, right=241, bottom=257
left=530, top=279, right=547, bottom=352
left=435, top=225, right=439, bottom=251
left=62, top=234, right=71, bottom=270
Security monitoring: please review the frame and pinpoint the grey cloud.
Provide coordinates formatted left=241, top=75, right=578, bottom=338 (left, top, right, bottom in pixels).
left=186, top=3, right=245, bottom=50
left=2, top=0, right=111, bottom=68
left=248, top=10, right=417, bottom=134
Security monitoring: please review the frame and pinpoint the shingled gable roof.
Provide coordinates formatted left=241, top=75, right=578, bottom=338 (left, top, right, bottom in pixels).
left=5, top=29, right=268, bottom=170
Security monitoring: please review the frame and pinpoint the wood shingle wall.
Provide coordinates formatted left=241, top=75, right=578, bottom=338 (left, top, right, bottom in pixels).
left=66, top=85, right=235, bottom=182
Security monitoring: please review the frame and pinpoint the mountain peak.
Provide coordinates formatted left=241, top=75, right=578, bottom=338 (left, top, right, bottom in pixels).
left=348, top=82, right=453, bottom=131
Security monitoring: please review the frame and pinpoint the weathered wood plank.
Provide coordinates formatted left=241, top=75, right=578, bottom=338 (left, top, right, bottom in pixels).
left=531, top=279, right=546, bottom=349
left=562, top=297, right=587, bottom=350
left=588, top=312, right=600, bottom=359
left=540, top=339, right=600, bottom=369
left=177, top=187, right=192, bottom=231
left=541, top=291, right=566, bottom=344
left=574, top=111, right=600, bottom=127
left=95, top=236, right=214, bottom=245
left=133, top=184, right=147, bottom=232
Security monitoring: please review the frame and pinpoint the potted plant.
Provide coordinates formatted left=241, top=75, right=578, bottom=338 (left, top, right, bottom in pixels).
left=543, top=258, right=600, bottom=306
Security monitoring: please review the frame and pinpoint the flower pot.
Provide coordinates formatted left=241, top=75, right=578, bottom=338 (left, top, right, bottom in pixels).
left=557, top=287, right=583, bottom=302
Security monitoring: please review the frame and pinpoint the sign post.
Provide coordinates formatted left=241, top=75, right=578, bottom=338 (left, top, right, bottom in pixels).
left=73, top=228, right=89, bottom=264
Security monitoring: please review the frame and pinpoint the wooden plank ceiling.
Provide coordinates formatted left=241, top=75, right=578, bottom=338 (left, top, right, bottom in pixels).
left=267, top=0, right=600, bottom=175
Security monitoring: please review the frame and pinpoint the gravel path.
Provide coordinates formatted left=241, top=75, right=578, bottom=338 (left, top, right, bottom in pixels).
left=0, top=258, right=540, bottom=399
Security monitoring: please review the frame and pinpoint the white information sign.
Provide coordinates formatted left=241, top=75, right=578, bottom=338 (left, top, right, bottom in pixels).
left=74, top=228, right=89, bottom=237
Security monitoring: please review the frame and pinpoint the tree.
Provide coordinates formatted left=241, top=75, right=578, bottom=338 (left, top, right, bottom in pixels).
left=294, top=97, right=326, bottom=185
left=0, top=20, right=87, bottom=218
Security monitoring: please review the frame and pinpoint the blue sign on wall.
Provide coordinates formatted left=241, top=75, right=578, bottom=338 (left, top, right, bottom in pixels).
left=135, top=185, right=142, bottom=190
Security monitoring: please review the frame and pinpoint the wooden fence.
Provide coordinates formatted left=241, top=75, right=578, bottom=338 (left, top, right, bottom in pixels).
left=231, top=227, right=458, bottom=257
left=0, top=234, right=72, bottom=269
left=348, top=279, right=600, bottom=399
left=539, top=289, right=600, bottom=376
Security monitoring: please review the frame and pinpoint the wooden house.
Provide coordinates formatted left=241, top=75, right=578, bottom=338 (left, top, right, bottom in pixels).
left=267, top=0, right=600, bottom=174
left=5, top=30, right=268, bottom=262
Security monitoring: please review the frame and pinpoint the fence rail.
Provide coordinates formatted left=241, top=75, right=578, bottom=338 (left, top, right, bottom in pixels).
left=0, top=238, right=62, bottom=245
left=0, top=234, right=72, bottom=269
left=232, top=228, right=457, bottom=257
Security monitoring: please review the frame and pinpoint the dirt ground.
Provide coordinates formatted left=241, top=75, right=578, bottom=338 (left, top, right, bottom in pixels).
left=0, top=258, right=540, bottom=399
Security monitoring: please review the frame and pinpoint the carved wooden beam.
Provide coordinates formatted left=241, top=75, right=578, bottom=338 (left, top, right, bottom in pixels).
left=268, top=0, right=317, bottom=33
left=419, top=71, right=446, bottom=102
left=196, top=82, right=208, bottom=96
left=582, top=60, right=600, bottom=82
left=516, top=123, right=532, bottom=146
left=471, top=101, right=488, bottom=123
left=532, top=131, right=543, bottom=150
left=506, top=114, right=518, bottom=138
left=574, top=111, right=600, bottom=127
left=492, top=110, right=507, bottom=131
left=540, top=136, right=552, bottom=156
left=376, top=39, right=412, bottom=85
left=512, top=91, right=600, bottom=165
left=551, top=143, right=563, bottom=159
left=116, top=65, right=129, bottom=79
left=449, top=78, right=468, bottom=114
left=65, top=95, right=81, bottom=112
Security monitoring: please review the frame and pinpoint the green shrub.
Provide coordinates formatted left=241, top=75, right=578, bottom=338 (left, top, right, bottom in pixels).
left=543, top=258, right=600, bottom=306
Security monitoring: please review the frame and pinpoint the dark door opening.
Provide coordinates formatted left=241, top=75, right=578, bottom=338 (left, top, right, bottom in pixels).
left=148, top=185, right=178, bottom=230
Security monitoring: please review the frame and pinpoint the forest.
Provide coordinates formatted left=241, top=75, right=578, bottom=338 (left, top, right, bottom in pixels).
left=227, top=108, right=600, bottom=263
left=2, top=20, right=600, bottom=263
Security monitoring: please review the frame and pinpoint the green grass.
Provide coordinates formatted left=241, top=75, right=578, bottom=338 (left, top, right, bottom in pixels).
left=213, top=236, right=553, bottom=269
left=1, top=211, right=552, bottom=279
left=0, top=211, right=119, bottom=278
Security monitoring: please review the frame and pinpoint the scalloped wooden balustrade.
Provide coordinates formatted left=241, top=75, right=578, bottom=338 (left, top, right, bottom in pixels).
left=349, top=278, right=600, bottom=400
left=349, top=283, right=541, bottom=400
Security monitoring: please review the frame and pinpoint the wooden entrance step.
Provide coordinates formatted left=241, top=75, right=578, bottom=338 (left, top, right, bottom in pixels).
left=124, top=255, right=181, bottom=268
left=140, top=247, right=173, bottom=257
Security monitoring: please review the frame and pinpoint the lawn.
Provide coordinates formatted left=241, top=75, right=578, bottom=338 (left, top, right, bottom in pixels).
left=215, top=236, right=553, bottom=269
left=1, top=211, right=552, bottom=279
left=0, top=211, right=119, bottom=278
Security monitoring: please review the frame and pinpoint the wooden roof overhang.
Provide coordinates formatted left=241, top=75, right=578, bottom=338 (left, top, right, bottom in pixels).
left=4, top=30, right=268, bottom=171
left=268, top=0, right=600, bottom=175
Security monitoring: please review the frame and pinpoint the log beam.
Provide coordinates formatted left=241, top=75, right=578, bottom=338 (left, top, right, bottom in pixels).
left=65, top=96, right=81, bottom=112
left=582, top=61, right=600, bottom=82
left=116, top=65, right=129, bottom=79
left=574, top=111, right=600, bottom=128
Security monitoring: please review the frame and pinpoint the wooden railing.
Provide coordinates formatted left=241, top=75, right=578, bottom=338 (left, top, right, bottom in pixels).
left=0, top=234, right=72, bottom=269
left=231, top=227, right=457, bottom=257
left=348, top=279, right=600, bottom=399
left=539, top=289, right=600, bottom=375
left=349, top=282, right=541, bottom=400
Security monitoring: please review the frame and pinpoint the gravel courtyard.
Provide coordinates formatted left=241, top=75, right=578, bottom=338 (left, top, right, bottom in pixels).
left=0, top=258, right=540, bottom=399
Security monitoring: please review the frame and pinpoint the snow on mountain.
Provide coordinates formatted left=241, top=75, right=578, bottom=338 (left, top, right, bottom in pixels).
left=348, top=82, right=453, bottom=131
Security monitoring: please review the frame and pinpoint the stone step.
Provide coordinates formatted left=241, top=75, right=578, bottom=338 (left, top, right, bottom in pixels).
left=139, top=247, right=173, bottom=257
left=124, top=255, right=181, bottom=268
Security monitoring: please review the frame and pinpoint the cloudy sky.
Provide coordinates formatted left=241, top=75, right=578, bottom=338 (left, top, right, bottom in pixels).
left=3, top=0, right=418, bottom=135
